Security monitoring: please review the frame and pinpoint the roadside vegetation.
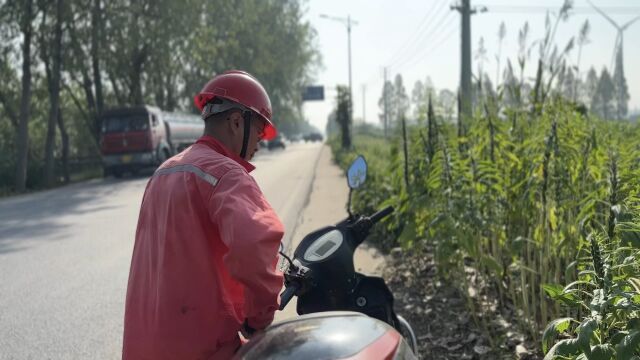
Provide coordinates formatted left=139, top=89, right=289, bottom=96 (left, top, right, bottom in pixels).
left=330, top=101, right=640, bottom=358
left=328, top=2, right=639, bottom=356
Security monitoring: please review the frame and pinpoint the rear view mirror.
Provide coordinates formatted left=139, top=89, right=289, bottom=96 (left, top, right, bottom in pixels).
left=347, top=155, right=367, bottom=189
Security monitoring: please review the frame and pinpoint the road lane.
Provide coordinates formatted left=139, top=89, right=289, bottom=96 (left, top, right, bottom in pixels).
left=0, top=141, right=322, bottom=359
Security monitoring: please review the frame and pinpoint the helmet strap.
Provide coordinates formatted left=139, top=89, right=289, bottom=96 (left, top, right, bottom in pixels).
left=239, top=111, right=252, bottom=159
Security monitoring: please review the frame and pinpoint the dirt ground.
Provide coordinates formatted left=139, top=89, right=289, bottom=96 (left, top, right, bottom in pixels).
left=385, top=246, right=543, bottom=360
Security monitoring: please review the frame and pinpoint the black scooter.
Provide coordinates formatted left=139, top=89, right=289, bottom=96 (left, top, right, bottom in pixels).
left=234, top=155, right=418, bottom=359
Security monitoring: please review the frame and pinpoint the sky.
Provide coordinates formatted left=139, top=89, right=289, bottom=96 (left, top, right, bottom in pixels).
left=301, top=0, right=640, bottom=133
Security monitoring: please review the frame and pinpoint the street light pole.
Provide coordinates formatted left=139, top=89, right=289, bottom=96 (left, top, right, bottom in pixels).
left=320, top=14, right=358, bottom=124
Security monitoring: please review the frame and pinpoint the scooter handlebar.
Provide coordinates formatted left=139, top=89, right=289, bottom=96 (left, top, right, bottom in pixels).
left=279, top=283, right=299, bottom=311
left=369, top=206, right=394, bottom=224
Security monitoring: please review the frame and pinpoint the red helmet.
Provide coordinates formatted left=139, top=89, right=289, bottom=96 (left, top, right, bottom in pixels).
left=194, top=70, right=277, bottom=140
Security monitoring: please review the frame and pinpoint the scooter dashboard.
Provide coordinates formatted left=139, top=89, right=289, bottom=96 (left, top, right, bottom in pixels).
left=302, top=229, right=344, bottom=262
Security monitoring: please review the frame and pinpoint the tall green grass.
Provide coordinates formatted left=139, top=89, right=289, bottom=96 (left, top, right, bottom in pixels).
left=330, top=99, right=640, bottom=356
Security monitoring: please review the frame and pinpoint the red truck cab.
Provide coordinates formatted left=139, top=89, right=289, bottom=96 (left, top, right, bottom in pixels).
left=100, top=105, right=202, bottom=177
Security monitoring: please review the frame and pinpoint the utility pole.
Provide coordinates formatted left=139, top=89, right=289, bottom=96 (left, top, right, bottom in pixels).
left=451, top=0, right=486, bottom=127
left=320, top=14, right=358, bottom=127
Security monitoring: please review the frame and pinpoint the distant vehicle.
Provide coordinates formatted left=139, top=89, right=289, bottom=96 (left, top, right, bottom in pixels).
left=289, top=134, right=303, bottom=142
left=303, top=132, right=323, bottom=142
left=268, top=135, right=286, bottom=150
left=100, top=105, right=203, bottom=177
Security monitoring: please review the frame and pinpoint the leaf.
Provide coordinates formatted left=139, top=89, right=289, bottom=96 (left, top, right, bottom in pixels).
left=577, top=318, right=598, bottom=354
left=544, top=338, right=580, bottom=360
left=543, top=283, right=581, bottom=307
left=542, top=317, right=574, bottom=353
left=563, top=281, right=593, bottom=292
left=543, top=283, right=564, bottom=298
left=587, top=344, right=615, bottom=360
left=628, top=278, right=640, bottom=294
left=611, top=331, right=629, bottom=346
left=616, top=330, right=640, bottom=360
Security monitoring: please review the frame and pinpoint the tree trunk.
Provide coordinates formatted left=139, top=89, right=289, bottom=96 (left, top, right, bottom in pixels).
left=130, top=50, right=145, bottom=105
left=91, top=0, right=104, bottom=136
left=15, top=0, right=33, bottom=192
left=166, top=72, right=175, bottom=111
left=109, top=71, right=125, bottom=105
left=129, top=6, right=145, bottom=105
left=44, top=0, right=64, bottom=187
left=57, top=110, right=70, bottom=183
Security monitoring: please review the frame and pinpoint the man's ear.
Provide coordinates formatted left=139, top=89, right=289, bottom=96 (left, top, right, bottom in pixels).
left=227, top=111, right=243, bottom=135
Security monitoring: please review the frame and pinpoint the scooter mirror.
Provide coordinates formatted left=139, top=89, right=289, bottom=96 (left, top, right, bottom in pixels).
left=347, top=155, right=367, bottom=189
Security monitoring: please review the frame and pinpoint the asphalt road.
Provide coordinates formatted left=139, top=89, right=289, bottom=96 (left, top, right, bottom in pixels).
left=0, top=142, right=323, bottom=360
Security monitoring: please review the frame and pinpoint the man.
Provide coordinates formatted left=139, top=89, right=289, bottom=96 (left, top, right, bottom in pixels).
left=123, top=70, right=284, bottom=359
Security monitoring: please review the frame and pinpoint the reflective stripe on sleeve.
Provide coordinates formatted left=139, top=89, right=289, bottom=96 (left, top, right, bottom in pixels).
left=153, top=164, right=219, bottom=187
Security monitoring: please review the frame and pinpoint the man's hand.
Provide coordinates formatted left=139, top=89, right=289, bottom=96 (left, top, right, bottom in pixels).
left=240, top=319, right=257, bottom=339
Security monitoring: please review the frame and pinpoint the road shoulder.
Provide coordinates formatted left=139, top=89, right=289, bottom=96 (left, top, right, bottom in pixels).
left=275, top=144, right=386, bottom=321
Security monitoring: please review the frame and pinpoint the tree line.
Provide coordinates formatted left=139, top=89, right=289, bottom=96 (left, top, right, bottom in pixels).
left=377, top=15, right=633, bottom=134
left=0, top=0, right=319, bottom=193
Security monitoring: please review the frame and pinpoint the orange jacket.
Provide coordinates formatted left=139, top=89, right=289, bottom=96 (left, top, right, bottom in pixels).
left=123, top=135, right=284, bottom=360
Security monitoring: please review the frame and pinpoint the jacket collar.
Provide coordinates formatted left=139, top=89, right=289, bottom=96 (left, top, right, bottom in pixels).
left=195, top=135, right=256, bottom=173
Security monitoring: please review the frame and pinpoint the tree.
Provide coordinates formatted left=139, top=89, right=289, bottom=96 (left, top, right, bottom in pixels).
left=0, top=0, right=320, bottom=191
left=583, top=67, right=598, bottom=107
left=15, top=0, right=34, bottom=192
left=411, top=80, right=424, bottom=121
left=378, top=80, right=395, bottom=137
left=591, top=68, right=615, bottom=120
left=393, top=74, right=409, bottom=126
left=574, top=20, right=590, bottom=101
left=561, top=68, right=577, bottom=101
left=438, top=89, right=456, bottom=123
left=40, top=0, right=65, bottom=187
left=612, top=55, right=630, bottom=119
left=335, top=85, right=351, bottom=149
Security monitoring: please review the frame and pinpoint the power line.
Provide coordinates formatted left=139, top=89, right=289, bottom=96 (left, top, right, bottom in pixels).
left=487, top=5, right=640, bottom=15
left=362, top=1, right=453, bottom=91
left=385, top=0, right=448, bottom=66
left=388, top=10, right=455, bottom=69
left=390, top=12, right=457, bottom=71
left=392, top=22, right=459, bottom=75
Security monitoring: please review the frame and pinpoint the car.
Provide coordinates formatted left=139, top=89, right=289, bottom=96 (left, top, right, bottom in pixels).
left=289, top=134, right=303, bottom=142
left=303, top=132, right=323, bottom=142
left=268, top=135, right=286, bottom=150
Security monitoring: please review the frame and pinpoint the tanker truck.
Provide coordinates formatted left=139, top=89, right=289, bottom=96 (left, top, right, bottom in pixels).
left=100, top=105, right=204, bottom=177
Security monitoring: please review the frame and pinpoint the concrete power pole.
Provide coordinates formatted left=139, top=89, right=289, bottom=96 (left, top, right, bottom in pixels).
left=452, top=0, right=485, bottom=128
